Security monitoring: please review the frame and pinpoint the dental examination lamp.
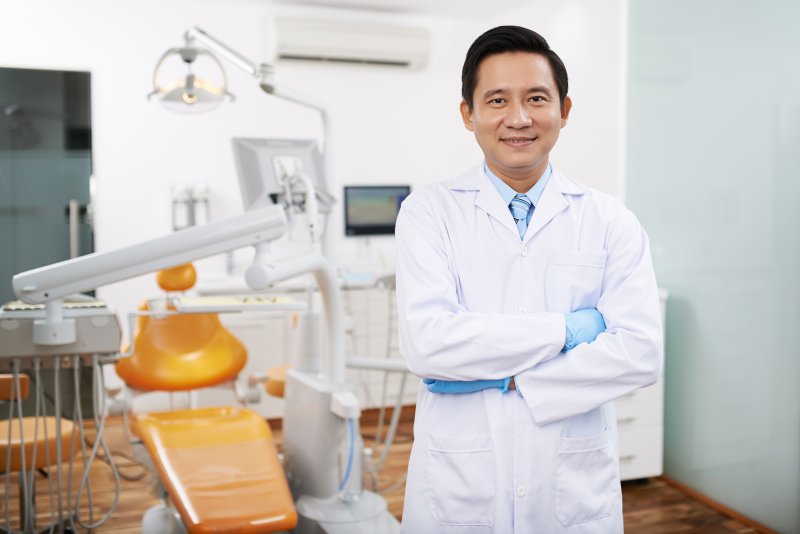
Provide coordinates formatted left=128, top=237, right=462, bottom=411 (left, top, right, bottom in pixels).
left=147, top=26, right=330, bottom=162
left=149, top=26, right=333, bottom=248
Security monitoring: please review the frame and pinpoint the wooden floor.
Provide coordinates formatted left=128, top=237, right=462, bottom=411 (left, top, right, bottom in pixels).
left=0, top=412, right=759, bottom=533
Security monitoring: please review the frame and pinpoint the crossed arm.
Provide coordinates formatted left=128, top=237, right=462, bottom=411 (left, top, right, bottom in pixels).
left=423, top=308, right=607, bottom=393
left=396, top=193, right=662, bottom=423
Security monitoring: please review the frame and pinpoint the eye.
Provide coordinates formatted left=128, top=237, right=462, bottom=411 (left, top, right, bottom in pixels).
left=488, top=97, right=505, bottom=105
left=529, top=95, right=547, bottom=103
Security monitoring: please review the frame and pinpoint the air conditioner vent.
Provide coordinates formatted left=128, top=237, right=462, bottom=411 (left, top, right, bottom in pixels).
left=267, top=17, right=430, bottom=70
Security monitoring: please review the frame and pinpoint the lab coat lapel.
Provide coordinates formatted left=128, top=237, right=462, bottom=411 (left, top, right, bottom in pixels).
left=472, top=170, right=519, bottom=237
left=449, top=165, right=584, bottom=241
left=524, top=171, right=573, bottom=243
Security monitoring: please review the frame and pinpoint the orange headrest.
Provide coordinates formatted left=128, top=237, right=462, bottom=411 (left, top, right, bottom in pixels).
left=157, top=263, right=197, bottom=292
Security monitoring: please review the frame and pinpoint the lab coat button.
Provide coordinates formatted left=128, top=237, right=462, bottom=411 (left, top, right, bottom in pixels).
left=518, top=308, right=526, bottom=315
left=516, top=486, right=526, bottom=497
left=521, top=247, right=528, bottom=257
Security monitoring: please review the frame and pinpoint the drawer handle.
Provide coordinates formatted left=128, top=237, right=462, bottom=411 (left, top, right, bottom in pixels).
left=617, top=417, right=637, bottom=425
left=619, top=454, right=637, bottom=463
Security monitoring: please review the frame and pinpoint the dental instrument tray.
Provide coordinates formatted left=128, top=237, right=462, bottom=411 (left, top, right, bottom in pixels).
left=0, top=299, right=122, bottom=361
left=171, top=294, right=306, bottom=313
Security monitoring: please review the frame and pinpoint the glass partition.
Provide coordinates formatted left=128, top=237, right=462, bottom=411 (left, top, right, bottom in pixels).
left=627, top=2, right=800, bottom=531
left=0, top=67, right=93, bottom=304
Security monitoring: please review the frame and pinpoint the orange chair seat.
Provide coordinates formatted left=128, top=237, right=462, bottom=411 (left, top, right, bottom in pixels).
left=133, top=406, right=297, bottom=534
left=0, top=417, right=74, bottom=472
left=116, top=304, right=247, bottom=391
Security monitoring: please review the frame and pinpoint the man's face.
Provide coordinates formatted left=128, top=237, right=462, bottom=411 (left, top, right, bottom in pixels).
left=460, top=51, right=571, bottom=191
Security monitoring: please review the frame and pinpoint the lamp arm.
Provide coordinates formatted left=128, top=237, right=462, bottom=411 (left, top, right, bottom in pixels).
left=13, top=205, right=287, bottom=305
left=182, top=26, right=335, bottom=255
left=270, top=85, right=332, bottom=152
left=184, top=27, right=330, bottom=151
left=186, top=26, right=264, bottom=78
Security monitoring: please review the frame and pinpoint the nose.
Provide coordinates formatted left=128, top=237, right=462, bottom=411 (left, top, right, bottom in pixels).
left=504, top=101, right=532, bottom=129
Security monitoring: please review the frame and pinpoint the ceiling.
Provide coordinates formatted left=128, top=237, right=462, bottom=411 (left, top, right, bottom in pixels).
left=274, top=0, right=531, bottom=19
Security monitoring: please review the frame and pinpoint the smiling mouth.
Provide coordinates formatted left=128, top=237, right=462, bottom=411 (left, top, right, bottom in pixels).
left=501, top=137, right=536, bottom=146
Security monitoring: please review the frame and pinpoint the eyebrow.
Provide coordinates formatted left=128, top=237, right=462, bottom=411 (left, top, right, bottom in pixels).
left=482, top=86, right=553, bottom=99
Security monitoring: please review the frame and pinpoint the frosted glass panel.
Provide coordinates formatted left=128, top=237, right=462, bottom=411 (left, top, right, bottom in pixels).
left=0, top=68, right=93, bottom=303
left=627, top=1, right=800, bottom=532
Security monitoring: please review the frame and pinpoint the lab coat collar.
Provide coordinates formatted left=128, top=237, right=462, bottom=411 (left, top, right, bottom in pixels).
left=525, top=170, right=587, bottom=242
left=446, top=164, right=587, bottom=242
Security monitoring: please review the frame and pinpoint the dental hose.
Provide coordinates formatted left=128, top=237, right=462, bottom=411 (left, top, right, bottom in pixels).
left=338, top=418, right=356, bottom=496
left=70, top=355, right=121, bottom=530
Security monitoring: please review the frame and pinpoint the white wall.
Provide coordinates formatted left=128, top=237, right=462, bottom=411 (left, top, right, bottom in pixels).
left=0, top=0, right=625, bottom=335
left=490, top=0, right=628, bottom=198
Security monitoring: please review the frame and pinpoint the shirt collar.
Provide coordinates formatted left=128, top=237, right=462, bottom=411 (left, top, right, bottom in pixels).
left=484, top=163, right=552, bottom=208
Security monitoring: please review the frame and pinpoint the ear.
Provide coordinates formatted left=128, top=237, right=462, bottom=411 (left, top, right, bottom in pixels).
left=560, top=96, right=572, bottom=128
left=460, top=99, right=474, bottom=132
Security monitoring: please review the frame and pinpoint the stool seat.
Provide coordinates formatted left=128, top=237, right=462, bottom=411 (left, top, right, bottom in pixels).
left=265, top=364, right=291, bottom=399
left=133, top=406, right=297, bottom=534
left=0, top=417, right=74, bottom=472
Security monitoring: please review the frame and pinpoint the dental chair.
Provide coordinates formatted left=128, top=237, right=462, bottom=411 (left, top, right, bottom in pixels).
left=115, top=264, right=297, bottom=534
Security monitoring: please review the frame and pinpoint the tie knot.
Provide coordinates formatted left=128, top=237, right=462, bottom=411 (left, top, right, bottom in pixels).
left=510, top=194, right=532, bottom=223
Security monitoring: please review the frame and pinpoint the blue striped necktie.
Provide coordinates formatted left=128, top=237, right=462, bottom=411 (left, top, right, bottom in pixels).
left=510, top=194, right=532, bottom=239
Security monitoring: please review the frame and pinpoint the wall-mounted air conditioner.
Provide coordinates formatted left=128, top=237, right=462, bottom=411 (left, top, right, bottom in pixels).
left=266, top=17, right=430, bottom=70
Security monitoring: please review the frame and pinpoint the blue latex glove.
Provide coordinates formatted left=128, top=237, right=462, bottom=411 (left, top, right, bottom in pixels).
left=423, top=377, right=511, bottom=394
left=564, top=308, right=606, bottom=350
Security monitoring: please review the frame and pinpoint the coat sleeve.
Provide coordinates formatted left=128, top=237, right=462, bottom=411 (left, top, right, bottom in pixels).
left=514, top=203, right=663, bottom=425
left=396, top=191, right=566, bottom=382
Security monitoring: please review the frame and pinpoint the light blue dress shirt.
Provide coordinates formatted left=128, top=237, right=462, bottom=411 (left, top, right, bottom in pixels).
left=484, top=163, right=552, bottom=238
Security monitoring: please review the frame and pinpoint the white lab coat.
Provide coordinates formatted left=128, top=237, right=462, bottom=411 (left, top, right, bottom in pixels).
left=396, top=164, right=662, bottom=533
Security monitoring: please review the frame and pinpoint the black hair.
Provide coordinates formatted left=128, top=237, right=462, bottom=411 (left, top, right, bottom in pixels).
left=461, top=25, right=569, bottom=110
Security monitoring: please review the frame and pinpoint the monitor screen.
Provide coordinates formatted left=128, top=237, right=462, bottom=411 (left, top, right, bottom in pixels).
left=231, top=137, right=326, bottom=211
left=344, top=185, right=410, bottom=236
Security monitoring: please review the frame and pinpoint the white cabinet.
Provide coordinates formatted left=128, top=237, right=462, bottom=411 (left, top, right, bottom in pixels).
left=615, top=289, right=667, bottom=480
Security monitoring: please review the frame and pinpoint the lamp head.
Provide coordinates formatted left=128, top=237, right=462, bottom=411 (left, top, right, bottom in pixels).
left=149, top=44, right=234, bottom=113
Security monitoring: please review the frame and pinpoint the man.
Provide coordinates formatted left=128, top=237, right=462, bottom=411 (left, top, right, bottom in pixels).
left=395, top=26, right=662, bottom=533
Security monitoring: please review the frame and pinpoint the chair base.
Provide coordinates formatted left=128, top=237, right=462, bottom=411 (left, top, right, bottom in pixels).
left=142, top=503, right=187, bottom=534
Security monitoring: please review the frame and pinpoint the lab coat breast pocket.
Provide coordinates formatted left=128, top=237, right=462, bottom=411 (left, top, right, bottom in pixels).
left=426, top=433, right=495, bottom=526
left=546, top=251, right=607, bottom=313
left=555, top=429, right=620, bottom=526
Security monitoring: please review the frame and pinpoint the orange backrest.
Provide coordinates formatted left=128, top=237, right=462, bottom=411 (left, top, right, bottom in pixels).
left=115, top=263, right=247, bottom=392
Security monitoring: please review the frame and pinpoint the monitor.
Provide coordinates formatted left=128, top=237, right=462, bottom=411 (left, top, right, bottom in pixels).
left=344, top=185, right=410, bottom=236
left=231, top=137, right=327, bottom=211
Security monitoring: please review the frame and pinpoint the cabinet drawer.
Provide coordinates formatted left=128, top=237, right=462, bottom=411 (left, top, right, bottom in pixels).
left=617, top=425, right=663, bottom=481
left=614, top=379, right=663, bottom=426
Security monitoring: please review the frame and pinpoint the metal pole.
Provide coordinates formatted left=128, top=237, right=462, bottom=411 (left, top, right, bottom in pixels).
left=68, top=199, right=80, bottom=259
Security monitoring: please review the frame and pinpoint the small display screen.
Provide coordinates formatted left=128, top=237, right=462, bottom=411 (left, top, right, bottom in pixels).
left=344, top=185, right=410, bottom=236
